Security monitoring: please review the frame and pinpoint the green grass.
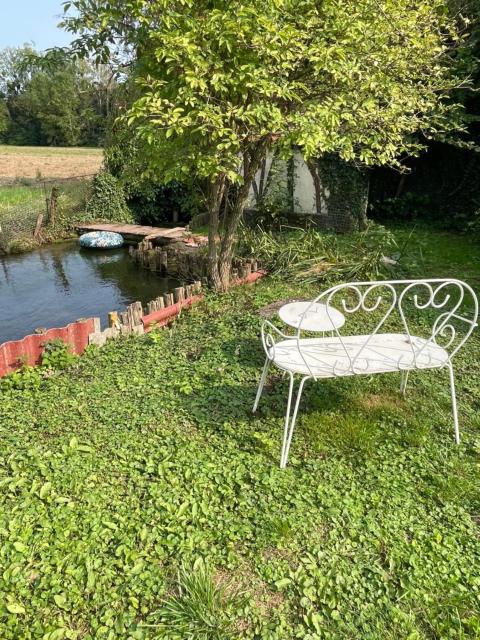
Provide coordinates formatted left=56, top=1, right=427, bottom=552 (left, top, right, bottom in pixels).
left=0, top=145, right=103, bottom=157
left=0, top=184, right=45, bottom=213
left=0, top=180, right=91, bottom=228
left=0, top=226, right=479, bottom=638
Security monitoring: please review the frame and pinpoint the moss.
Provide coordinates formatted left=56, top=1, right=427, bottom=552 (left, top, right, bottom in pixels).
left=6, top=235, right=39, bottom=253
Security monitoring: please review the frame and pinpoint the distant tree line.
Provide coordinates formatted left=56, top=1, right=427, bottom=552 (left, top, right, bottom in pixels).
left=0, top=45, right=115, bottom=147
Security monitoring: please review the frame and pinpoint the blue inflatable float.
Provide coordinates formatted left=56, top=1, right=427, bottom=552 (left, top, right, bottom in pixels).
left=79, top=231, right=124, bottom=249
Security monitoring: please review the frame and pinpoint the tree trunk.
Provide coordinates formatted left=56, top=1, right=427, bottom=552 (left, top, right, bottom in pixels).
left=215, top=137, right=272, bottom=290
left=306, top=159, right=324, bottom=217
left=206, top=174, right=226, bottom=290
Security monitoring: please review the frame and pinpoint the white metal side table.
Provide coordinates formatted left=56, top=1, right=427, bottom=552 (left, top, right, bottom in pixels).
left=278, top=301, right=345, bottom=333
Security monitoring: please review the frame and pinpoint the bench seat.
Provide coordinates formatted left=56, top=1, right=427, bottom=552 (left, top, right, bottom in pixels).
left=272, top=333, right=449, bottom=378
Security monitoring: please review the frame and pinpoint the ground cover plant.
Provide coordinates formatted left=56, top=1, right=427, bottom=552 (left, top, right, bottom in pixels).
left=0, top=226, right=479, bottom=639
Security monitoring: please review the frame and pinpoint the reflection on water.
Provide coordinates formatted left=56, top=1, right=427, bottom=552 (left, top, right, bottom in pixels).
left=0, top=241, right=179, bottom=343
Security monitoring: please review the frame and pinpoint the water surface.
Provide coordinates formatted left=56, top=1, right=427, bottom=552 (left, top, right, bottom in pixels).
left=0, top=241, right=178, bottom=343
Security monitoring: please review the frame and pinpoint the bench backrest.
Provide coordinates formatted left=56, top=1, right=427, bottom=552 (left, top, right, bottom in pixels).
left=297, top=279, right=478, bottom=375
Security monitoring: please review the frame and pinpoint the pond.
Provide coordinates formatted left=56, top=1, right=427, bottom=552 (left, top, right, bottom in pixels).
left=0, top=241, right=179, bottom=343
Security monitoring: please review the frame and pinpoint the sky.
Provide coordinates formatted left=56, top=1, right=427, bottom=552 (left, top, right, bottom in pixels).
left=0, top=0, right=73, bottom=52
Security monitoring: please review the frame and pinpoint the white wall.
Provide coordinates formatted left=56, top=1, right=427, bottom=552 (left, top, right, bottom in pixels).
left=248, top=149, right=318, bottom=215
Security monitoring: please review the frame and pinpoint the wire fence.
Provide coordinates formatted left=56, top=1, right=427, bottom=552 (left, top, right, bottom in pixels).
left=0, top=175, right=95, bottom=252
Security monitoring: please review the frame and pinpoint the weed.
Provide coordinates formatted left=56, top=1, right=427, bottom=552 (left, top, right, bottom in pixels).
left=148, top=559, right=238, bottom=639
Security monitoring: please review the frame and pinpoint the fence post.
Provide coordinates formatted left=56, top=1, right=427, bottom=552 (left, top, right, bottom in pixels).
left=33, top=213, right=44, bottom=240
left=48, top=187, right=59, bottom=225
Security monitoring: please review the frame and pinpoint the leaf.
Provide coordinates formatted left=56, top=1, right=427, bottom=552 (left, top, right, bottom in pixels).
left=44, top=629, right=66, bottom=640
left=39, top=482, right=52, bottom=499
left=6, top=603, right=25, bottom=614
left=54, top=594, right=67, bottom=609
left=176, top=501, right=189, bottom=517
left=275, top=578, right=291, bottom=590
left=77, top=444, right=93, bottom=453
left=13, top=541, right=28, bottom=554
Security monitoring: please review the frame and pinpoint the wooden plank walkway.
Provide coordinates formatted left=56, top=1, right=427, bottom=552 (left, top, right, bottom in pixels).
left=75, top=223, right=187, bottom=243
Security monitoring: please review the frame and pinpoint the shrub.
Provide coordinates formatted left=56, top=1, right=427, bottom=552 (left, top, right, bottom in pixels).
left=126, top=180, right=203, bottom=226
left=41, top=339, right=78, bottom=370
left=104, top=119, right=203, bottom=225
left=0, top=340, right=78, bottom=392
left=85, top=171, right=134, bottom=223
left=369, top=193, right=434, bottom=223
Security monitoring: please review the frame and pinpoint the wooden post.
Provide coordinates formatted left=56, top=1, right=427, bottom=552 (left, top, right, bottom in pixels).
left=126, top=301, right=143, bottom=328
left=33, top=212, right=44, bottom=240
left=49, top=187, right=59, bottom=225
left=148, top=251, right=156, bottom=271
left=174, top=287, right=185, bottom=303
left=160, top=251, right=168, bottom=273
left=126, top=305, right=135, bottom=329
left=134, top=301, right=143, bottom=324
left=108, top=311, right=120, bottom=329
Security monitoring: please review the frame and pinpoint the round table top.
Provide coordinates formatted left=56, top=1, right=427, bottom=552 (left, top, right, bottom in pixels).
left=278, top=301, right=345, bottom=332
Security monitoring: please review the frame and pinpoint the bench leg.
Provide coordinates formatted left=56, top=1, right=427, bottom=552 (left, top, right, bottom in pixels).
left=280, top=375, right=309, bottom=469
left=400, top=370, right=409, bottom=395
left=280, top=373, right=295, bottom=468
left=253, top=356, right=270, bottom=413
left=448, top=364, right=460, bottom=444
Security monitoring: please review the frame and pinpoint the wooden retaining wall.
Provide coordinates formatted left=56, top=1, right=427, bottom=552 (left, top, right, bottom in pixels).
left=0, top=272, right=265, bottom=377
left=130, top=239, right=260, bottom=282
left=0, top=318, right=97, bottom=377
left=88, top=281, right=205, bottom=346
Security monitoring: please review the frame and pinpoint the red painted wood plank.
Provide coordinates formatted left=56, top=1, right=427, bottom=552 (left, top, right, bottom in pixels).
left=0, top=318, right=95, bottom=377
left=142, top=295, right=204, bottom=331
left=142, top=271, right=266, bottom=331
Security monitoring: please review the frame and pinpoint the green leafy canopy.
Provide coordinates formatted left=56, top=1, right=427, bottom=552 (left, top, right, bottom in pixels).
left=64, top=0, right=470, bottom=183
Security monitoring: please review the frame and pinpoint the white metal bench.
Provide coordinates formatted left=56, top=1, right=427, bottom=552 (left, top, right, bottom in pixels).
left=253, top=279, right=478, bottom=468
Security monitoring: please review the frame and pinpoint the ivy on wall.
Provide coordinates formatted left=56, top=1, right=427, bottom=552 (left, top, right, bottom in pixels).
left=315, top=155, right=369, bottom=233
left=85, top=171, right=134, bottom=223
